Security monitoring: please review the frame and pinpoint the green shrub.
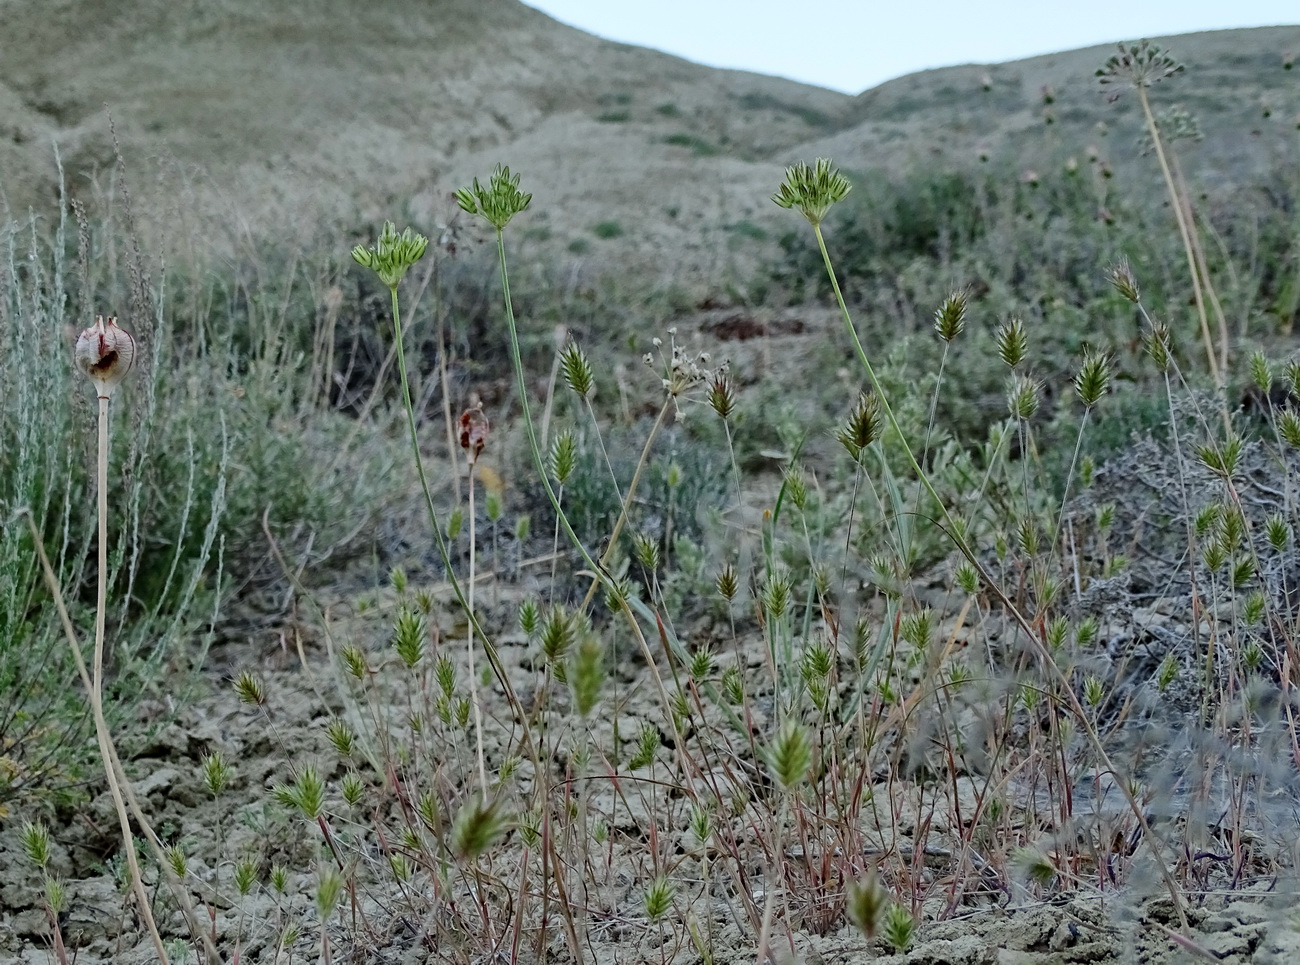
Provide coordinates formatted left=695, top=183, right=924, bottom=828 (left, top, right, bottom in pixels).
left=663, top=132, right=718, bottom=156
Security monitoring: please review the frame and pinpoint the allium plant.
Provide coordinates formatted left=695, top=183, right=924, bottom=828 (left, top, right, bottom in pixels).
left=22, top=317, right=170, bottom=963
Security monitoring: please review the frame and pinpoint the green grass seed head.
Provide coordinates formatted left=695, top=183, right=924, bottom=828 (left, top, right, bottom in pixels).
left=1074, top=353, right=1111, bottom=408
left=1250, top=351, right=1274, bottom=393
left=569, top=633, right=605, bottom=718
left=707, top=371, right=737, bottom=421
left=234, top=856, right=258, bottom=897
left=549, top=430, right=578, bottom=485
left=560, top=341, right=596, bottom=399
left=20, top=821, right=52, bottom=869
left=846, top=871, right=888, bottom=939
left=1107, top=258, right=1141, bottom=303
left=1006, top=373, right=1041, bottom=420
left=274, top=766, right=327, bottom=820
left=450, top=795, right=512, bottom=861
left=392, top=606, right=426, bottom=669
left=233, top=671, right=267, bottom=707
left=341, top=772, right=365, bottom=808
left=995, top=317, right=1029, bottom=369
left=763, top=720, right=813, bottom=791
left=201, top=750, right=233, bottom=795
left=836, top=390, right=882, bottom=461
left=933, top=289, right=968, bottom=342
left=315, top=867, right=344, bottom=919
left=644, top=875, right=675, bottom=922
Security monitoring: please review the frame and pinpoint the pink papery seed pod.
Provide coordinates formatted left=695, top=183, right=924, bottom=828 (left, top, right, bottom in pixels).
left=75, top=315, right=136, bottom=400
left=459, top=405, right=490, bottom=465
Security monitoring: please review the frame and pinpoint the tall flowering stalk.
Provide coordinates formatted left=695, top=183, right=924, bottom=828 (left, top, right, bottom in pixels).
left=68, top=315, right=170, bottom=964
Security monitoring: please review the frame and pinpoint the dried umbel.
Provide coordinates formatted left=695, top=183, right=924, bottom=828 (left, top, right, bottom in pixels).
left=74, top=315, right=136, bottom=399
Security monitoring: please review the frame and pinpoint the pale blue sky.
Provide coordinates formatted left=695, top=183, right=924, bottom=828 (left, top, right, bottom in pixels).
left=525, top=1, right=1298, bottom=93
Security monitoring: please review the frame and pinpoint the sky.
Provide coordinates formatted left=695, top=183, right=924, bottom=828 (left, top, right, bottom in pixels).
left=524, top=1, right=1298, bottom=94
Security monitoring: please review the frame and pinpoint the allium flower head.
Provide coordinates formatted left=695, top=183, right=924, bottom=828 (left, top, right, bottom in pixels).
left=459, top=405, right=491, bottom=464
left=352, top=221, right=429, bottom=289
left=772, top=158, right=851, bottom=226
left=455, top=165, right=533, bottom=230
left=1096, top=40, right=1183, bottom=101
left=74, top=315, right=136, bottom=399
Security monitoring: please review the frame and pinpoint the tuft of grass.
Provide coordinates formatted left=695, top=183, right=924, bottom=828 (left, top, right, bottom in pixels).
left=663, top=132, right=719, bottom=156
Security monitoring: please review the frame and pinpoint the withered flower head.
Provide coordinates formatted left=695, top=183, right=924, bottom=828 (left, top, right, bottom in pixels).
left=459, top=405, right=491, bottom=464
left=74, top=315, right=136, bottom=399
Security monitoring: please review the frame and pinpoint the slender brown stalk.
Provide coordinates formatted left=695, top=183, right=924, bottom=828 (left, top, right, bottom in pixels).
left=1136, top=84, right=1223, bottom=390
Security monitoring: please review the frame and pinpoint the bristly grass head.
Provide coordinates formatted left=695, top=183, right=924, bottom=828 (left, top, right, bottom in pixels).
left=351, top=221, right=429, bottom=289
left=1006, top=374, right=1041, bottom=421
left=451, top=796, right=512, bottom=861
left=392, top=605, right=426, bottom=669
left=708, top=371, right=737, bottom=421
left=455, top=164, right=533, bottom=231
left=772, top=158, right=851, bottom=227
left=569, top=632, right=604, bottom=718
left=715, top=562, right=739, bottom=602
left=846, top=871, right=888, bottom=939
left=763, top=719, right=813, bottom=791
left=882, top=903, right=917, bottom=952
left=20, top=821, right=52, bottom=868
left=995, top=317, right=1029, bottom=368
left=1107, top=259, right=1141, bottom=303
left=1074, top=353, right=1111, bottom=408
left=201, top=750, right=233, bottom=796
left=836, top=390, right=882, bottom=460
left=1249, top=350, right=1273, bottom=394
left=933, top=289, right=968, bottom=342
left=1096, top=40, right=1184, bottom=98
left=273, top=765, right=327, bottom=820
left=549, top=430, right=578, bottom=485
left=644, top=875, right=675, bottom=922
left=560, top=341, right=596, bottom=399
left=1145, top=321, right=1172, bottom=372
left=1196, top=432, right=1243, bottom=480
left=233, top=671, right=268, bottom=708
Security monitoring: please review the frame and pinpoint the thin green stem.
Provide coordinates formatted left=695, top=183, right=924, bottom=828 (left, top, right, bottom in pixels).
left=813, top=223, right=950, bottom=529
left=1051, top=409, right=1092, bottom=586
left=580, top=398, right=672, bottom=613
left=584, top=396, right=624, bottom=504
left=493, top=229, right=699, bottom=782
left=493, top=230, right=608, bottom=586
left=384, top=284, right=523, bottom=721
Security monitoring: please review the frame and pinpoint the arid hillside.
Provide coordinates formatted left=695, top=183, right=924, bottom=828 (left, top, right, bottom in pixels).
left=1, top=1, right=1296, bottom=277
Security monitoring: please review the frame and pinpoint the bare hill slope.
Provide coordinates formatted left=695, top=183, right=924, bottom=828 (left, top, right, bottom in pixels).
left=1, top=1, right=1296, bottom=276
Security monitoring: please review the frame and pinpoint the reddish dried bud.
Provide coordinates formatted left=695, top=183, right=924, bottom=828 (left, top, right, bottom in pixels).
left=458, top=406, right=490, bottom=463
left=74, top=315, right=135, bottom=399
